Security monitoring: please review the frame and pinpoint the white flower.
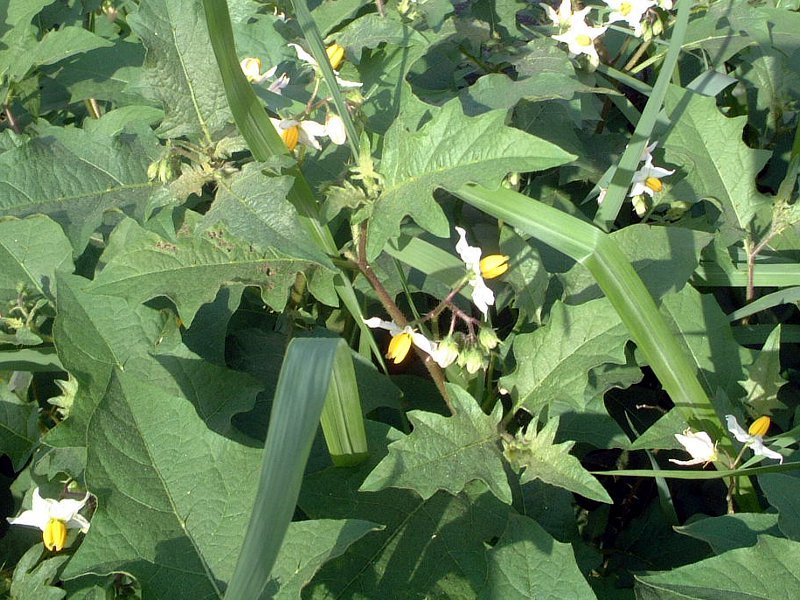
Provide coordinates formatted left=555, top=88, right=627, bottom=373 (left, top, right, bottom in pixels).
left=325, top=113, right=347, bottom=145
left=240, top=57, right=275, bottom=84
left=725, top=415, right=784, bottom=463
left=288, top=43, right=362, bottom=88
left=455, top=227, right=510, bottom=317
left=552, top=18, right=608, bottom=65
left=7, top=488, right=91, bottom=551
left=544, top=0, right=586, bottom=27
left=604, top=0, right=656, bottom=38
left=669, top=429, right=718, bottom=466
left=629, top=143, right=674, bottom=199
left=270, top=117, right=328, bottom=151
left=240, top=57, right=290, bottom=94
left=658, top=0, right=673, bottom=10
left=364, top=317, right=437, bottom=364
left=629, top=159, right=674, bottom=198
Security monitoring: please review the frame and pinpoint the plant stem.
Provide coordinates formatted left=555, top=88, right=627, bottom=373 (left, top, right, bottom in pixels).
left=3, top=103, right=21, bottom=134
left=356, top=223, right=453, bottom=413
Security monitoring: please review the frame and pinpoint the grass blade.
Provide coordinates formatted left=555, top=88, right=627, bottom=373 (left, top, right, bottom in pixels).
left=593, top=0, right=690, bottom=228
left=225, top=337, right=363, bottom=598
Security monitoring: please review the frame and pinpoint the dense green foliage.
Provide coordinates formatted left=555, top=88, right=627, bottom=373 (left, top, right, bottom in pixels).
left=1, top=0, right=799, bottom=598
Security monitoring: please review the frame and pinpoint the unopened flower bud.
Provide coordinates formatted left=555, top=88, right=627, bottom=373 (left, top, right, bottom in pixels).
left=458, top=346, right=484, bottom=374
left=478, top=326, right=500, bottom=351
left=431, top=336, right=459, bottom=368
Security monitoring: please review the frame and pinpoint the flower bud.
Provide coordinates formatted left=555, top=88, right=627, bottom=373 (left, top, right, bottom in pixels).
left=478, top=326, right=500, bottom=351
left=431, top=336, right=459, bottom=368
left=457, top=346, right=484, bottom=374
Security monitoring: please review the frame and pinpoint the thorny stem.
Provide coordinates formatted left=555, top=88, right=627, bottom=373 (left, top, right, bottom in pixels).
left=3, top=103, right=21, bottom=134
left=85, top=98, right=103, bottom=119
left=423, top=281, right=468, bottom=322
left=623, top=39, right=652, bottom=72
left=355, top=222, right=453, bottom=413
left=745, top=224, right=779, bottom=306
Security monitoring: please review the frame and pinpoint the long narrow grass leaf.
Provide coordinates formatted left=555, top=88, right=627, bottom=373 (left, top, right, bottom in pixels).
left=593, top=0, right=690, bottom=228
left=290, top=0, right=359, bottom=157
left=225, top=337, right=355, bottom=599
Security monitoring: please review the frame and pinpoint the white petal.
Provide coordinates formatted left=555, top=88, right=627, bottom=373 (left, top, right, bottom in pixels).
left=268, top=73, right=290, bottom=95
left=335, top=75, right=363, bottom=88
left=725, top=415, right=751, bottom=443
left=674, top=431, right=716, bottom=462
left=363, top=317, right=401, bottom=336
left=471, top=277, right=495, bottom=317
left=50, top=494, right=89, bottom=522
left=455, top=227, right=482, bottom=269
left=409, top=330, right=435, bottom=356
left=298, top=120, right=327, bottom=150
left=751, top=439, right=784, bottom=463
left=325, top=113, right=347, bottom=145
left=289, top=43, right=317, bottom=67
left=67, top=513, right=91, bottom=533
left=7, top=508, right=49, bottom=531
left=669, top=457, right=706, bottom=466
left=264, top=65, right=278, bottom=78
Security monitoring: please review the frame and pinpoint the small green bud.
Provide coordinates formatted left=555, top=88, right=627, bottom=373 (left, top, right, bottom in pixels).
left=457, top=346, right=484, bottom=374
left=478, top=327, right=500, bottom=351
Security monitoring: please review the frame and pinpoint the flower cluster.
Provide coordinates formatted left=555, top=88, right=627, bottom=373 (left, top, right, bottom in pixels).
left=670, top=415, right=785, bottom=467
left=240, top=40, right=359, bottom=154
left=7, top=488, right=92, bottom=552
left=364, top=228, right=509, bottom=373
left=545, top=0, right=674, bottom=66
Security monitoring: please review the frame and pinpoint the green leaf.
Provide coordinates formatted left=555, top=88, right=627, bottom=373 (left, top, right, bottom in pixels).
left=634, top=536, right=800, bottom=599
left=0, top=215, right=73, bottom=302
left=760, top=474, right=800, bottom=541
left=0, top=385, right=39, bottom=472
left=61, top=370, right=262, bottom=597
left=0, top=0, right=58, bottom=81
left=270, top=519, right=380, bottom=598
left=503, top=417, right=612, bottom=504
left=360, top=385, right=511, bottom=504
left=499, top=226, right=548, bottom=324
left=87, top=218, right=333, bottom=327
left=300, top=423, right=510, bottom=598
left=31, top=26, right=112, bottom=67
left=367, top=97, right=576, bottom=257
left=740, top=325, right=788, bottom=416
left=562, top=225, right=713, bottom=305
left=501, top=298, right=629, bottom=420
left=629, top=408, right=689, bottom=451
left=660, top=286, right=747, bottom=403
left=460, top=42, right=595, bottom=115
left=10, top=545, right=68, bottom=600
left=478, top=514, right=596, bottom=600
left=0, top=124, right=161, bottom=254
left=200, top=164, right=333, bottom=268
left=311, top=0, right=371, bottom=37
left=663, top=87, right=772, bottom=245
left=676, top=513, right=782, bottom=555
left=128, top=0, right=233, bottom=143
left=56, top=39, right=148, bottom=105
